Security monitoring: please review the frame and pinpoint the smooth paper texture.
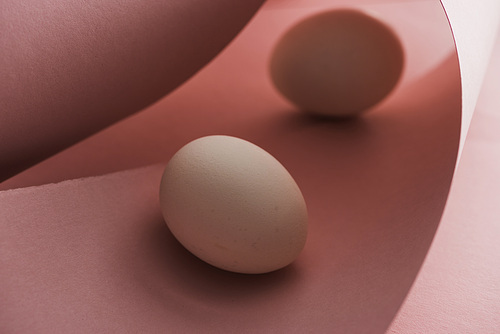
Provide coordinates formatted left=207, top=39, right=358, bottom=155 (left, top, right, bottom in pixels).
left=388, top=31, right=500, bottom=333
left=0, top=0, right=265, bottom=180
left=440, top=0, right=500, bottom=161
left=1, top=0, right=460, bottom=190
left=1, top=0, right=499, bottom=333
left=1, top=0, right=499, bottom=183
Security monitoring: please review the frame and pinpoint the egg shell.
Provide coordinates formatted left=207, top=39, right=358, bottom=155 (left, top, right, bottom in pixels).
left=159, top=135, right=308, bottom=274
left=269, top=8, right=404, bottom=117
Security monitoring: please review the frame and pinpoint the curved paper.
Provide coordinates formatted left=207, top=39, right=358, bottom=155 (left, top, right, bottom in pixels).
left=440, top=0, right=500, bottom=162
left=0, top=0, right=265, bottom=181
left=1, top=0, right=499, bottom=333
left=389, top=31, right=500, bottom=333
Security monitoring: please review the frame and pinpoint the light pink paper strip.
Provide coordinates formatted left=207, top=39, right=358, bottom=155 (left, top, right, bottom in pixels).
left=388, top=31, right=500, bottom=333
left=440, top=0, right=500, bottom=163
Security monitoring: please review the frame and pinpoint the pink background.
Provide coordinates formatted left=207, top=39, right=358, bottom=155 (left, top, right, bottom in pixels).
left=1, top=0, right=499, bottom=333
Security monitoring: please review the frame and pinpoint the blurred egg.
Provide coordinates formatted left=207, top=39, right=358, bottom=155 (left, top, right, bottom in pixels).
left=159, top=135, right=308, bottom=274
left=270, top=9, right=404, bottom=117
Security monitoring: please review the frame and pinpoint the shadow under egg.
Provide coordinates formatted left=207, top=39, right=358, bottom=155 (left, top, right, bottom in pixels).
left=128, top=214, right=302, bottom=310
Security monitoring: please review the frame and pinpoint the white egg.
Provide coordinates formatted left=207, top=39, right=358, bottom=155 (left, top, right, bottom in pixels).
left=159, top=135, right=308, bottom=274
left=270, top=9, right=404, bottom=117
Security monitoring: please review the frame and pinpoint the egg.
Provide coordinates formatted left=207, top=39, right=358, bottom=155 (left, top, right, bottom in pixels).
left=269, top=9, right=404, bottom=117
left=159, top=135, right=308, bottom=274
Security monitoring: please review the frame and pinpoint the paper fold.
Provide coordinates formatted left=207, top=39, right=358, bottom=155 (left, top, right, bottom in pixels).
left=1, top=1, right=499, bottom=333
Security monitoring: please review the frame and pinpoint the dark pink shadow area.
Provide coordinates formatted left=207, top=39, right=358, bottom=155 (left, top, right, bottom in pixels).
left=0, top=53, right=461, bottom=333
left=0, top=2, right=462, bottom=332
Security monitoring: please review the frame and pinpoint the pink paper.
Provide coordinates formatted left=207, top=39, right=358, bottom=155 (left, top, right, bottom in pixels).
left=0, top=0, right=460, bottom=190
left=0, top=0, right=265, bottom=180
left=388, top=30, right=500, bottom=333
left=1, top=0, right=499, bottom=332
left=440, top=0, right=500, bottom=161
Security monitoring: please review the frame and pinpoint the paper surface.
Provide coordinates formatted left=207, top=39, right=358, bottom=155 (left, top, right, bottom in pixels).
left=440, top=0, right=500, bottom=161
left=0, top=0, right=265, bottom=180
left=388, top=30, right=500, bottom=333
left=1, top=0, right=460, bottom=189
left=1, top=0, right=499, bottom=333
